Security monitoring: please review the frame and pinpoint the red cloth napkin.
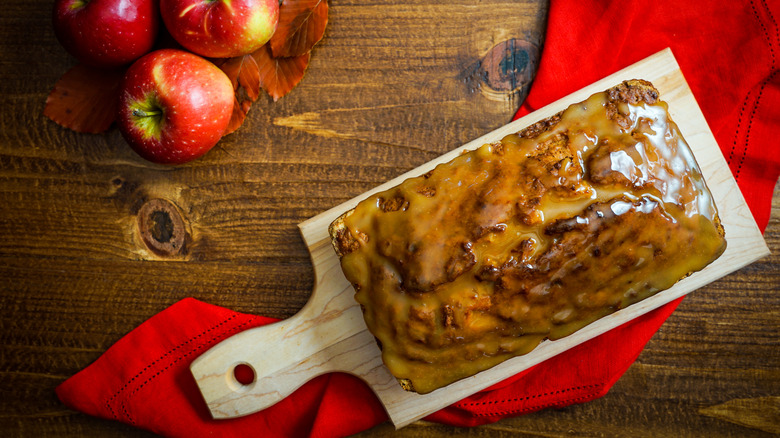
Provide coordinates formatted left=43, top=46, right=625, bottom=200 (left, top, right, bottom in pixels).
left=57, top=0, right=779, bottom=436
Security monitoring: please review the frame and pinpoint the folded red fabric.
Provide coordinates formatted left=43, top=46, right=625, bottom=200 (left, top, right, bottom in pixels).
left=57, top=0, right=779, bottom=436
left=56, top=297, right=679, bottom=437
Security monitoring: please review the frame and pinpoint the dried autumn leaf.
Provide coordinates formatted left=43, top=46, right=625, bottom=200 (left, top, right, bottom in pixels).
left=217, top=54, right=262, bottom=101
left=216, top=54, right=262, bottom=135
left=215, top=41, right=311, bottom=132
left=270, top=0, right=328, bottom=58
left=44, top=64, right=124, bottom=133
left=254, top=44, right=310, bottom=101
left=224, top=88, right=254, bottom=136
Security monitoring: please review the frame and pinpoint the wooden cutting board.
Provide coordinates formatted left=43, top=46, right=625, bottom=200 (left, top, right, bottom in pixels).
left=189, top=48, right=770, bottom=428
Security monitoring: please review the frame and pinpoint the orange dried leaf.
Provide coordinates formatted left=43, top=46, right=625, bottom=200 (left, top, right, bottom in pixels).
left=216, top=54, right=264, bottom=135
left=270, top=0, right=328, bottom=58
left=253, top=45, right=310, bottom=101
left=216, top=56, right=243, bottom=89
left=238, top=56, right=262, bottom=101
left=217, top=55, right=262, bottom=101
left=224, top=96, right=253, bottom=136
left=43, top=64, right=123, bottom=133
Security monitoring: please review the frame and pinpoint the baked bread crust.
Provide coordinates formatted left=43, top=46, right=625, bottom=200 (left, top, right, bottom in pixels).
left=329, top=80, right=726, bottom=394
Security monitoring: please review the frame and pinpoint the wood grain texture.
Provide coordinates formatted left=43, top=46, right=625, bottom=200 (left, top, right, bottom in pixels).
left=0, top=0, right=778, bottom=436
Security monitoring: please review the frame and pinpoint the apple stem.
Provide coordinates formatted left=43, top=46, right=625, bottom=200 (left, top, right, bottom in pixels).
left=71, top=0, right=90, bottom=10
left=133, top=109, right=162, bottom=118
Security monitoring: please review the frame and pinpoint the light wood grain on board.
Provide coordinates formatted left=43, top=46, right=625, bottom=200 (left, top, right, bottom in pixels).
left=191, top=48, right=770, bottom=428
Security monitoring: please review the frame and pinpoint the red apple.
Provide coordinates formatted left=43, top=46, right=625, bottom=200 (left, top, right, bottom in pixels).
left=160, top=0, right=279, bottom=58
left=117, top=49, right=234, bottom=164
left=53, top=0, right=159, bottom=68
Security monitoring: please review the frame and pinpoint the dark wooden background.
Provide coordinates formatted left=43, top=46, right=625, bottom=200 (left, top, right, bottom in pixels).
left=1, top=0, right=778, bottom=436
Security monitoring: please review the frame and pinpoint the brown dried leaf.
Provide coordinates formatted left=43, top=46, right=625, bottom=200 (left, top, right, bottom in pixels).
left=217, top=55, right=262, bottom=101
left=216, top=54, right=264, bottom=134
left=224, top=94, right=253, bottom=136
left=43, top=64, right=124, bottom=133
left=216, top=28, right=314, bottom=133
left=253, top=44, right=310, bottom=101
left=270, top=0, right=328, bottom=57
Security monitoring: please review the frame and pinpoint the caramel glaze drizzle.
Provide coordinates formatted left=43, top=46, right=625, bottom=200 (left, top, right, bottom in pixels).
left=334, top=80, right=727, bottom=394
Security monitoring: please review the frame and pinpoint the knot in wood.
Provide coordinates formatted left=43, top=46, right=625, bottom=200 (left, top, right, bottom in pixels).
left=137, top=198, right=187, bottom=257
left=480, top=38, right=538, bottom=93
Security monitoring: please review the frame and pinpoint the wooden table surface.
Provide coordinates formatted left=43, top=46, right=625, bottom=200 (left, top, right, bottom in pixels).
left=1, top=0, right=778, bottom=436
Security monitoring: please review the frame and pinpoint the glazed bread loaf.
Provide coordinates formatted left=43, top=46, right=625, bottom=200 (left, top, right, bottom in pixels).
left=329, top=80, right=726, bottom=394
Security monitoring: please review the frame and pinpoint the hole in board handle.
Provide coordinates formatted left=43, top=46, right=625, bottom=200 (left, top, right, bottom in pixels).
left=229, top=363, right=256, bottom=390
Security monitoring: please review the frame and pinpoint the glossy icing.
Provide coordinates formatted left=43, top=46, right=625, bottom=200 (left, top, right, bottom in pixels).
left=333, top=81, right=726, bottom=394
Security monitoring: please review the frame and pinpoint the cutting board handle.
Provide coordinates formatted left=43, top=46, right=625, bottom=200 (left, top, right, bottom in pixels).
left=190, top=235, right=384, bottom=419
